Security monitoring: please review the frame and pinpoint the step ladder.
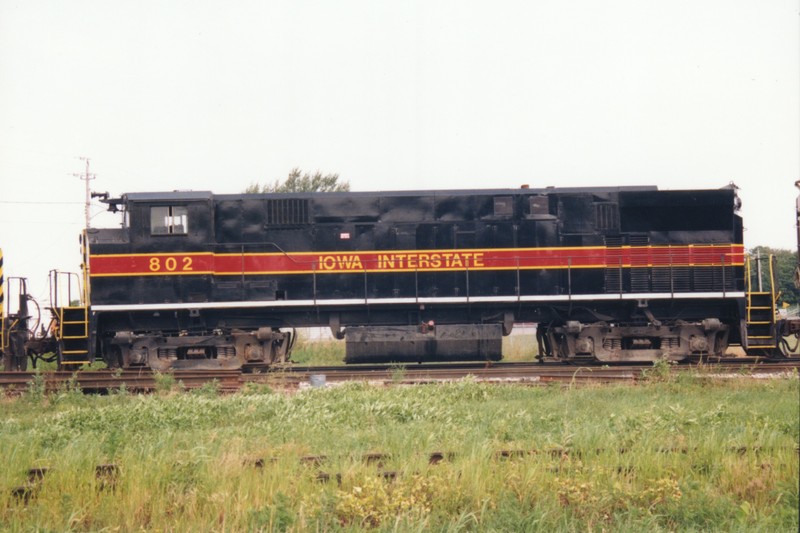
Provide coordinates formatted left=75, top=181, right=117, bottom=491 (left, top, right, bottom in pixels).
left=56, top=306, right=91, bottom=366
left=745, top=292, right=777, bottom=349
left=744, top=254, right=777, bottom=350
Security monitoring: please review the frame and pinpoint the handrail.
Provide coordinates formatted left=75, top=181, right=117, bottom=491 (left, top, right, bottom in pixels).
left=49, top=270, right=84, bottom=308
left=769, top=255, right=777, bottom=319
left=744, top=252, right=779, bottom=325
left=745, top=254, right=752, bottom=295
left=81, top=229, right=91, bottom=306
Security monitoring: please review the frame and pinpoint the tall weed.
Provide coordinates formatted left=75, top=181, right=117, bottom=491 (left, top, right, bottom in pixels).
left=0, top=375, right=796, bottom=531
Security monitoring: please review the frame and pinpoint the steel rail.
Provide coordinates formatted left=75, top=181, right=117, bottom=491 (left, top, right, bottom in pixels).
left=0, top=360, right=797, bottom=393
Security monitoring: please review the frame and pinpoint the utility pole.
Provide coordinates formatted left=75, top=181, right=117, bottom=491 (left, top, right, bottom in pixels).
left=73, top=157, right=95, bottom=307
left=74, top=157, right=95, bottom=229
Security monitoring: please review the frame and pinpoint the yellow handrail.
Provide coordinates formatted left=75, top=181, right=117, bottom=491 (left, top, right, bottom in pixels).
left=744, top=253, right=779, bottom=323
left=769, top=255, right=778, bottom=320
left=745, top=254, right=752, bottom=295
left=81, top=229, right=91, bottom=307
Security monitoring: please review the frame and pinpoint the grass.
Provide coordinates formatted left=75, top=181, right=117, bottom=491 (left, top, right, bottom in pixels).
left=289, top=334, right=347, bottom=366
left=289, top=332, right=540, bottom=366
left=0, top=372, right=797, bottom=531
left=501, top=333, right=539, bottom=362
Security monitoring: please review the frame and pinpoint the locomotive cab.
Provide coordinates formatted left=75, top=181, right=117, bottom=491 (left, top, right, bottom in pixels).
left=91, top=192, right=292, bottom=370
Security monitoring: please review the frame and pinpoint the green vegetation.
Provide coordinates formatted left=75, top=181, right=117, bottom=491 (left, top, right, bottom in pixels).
left=1, top=373, right=797, bottom=531
left=245, top=168, right=349, bottom=194
left=750, top=247, right=799, bottom=306
left=501, top=332, right=539, bottom=362
left=289, top=335, right=347, bottom=366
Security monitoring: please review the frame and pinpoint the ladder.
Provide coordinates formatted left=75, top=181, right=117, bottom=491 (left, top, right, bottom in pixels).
left=56, top=306, right=91, bottom=366
left=50, top=270, right=92, bottom=367
left=744, top=254, right=777, bottom=350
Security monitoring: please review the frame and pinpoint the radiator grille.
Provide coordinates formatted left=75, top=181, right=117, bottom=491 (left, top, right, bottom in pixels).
left=266, top=199, right=310, bottom=226
left=604, top=236, right=624, bottom=293
left=671, top=267, right=691, bottom=292
left=629, top=235, right=650, bottom=292
left=595, top=203, right=619, bottom=231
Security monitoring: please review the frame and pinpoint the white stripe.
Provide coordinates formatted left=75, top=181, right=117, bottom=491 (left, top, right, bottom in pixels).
left=91, top=292, right=746, bottom=312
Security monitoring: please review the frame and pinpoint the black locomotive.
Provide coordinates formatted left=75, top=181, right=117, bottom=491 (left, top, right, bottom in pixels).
left=2, top=184, right=796, bottom=370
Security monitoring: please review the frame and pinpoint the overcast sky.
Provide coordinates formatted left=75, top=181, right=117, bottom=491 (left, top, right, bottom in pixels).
left=1, top=1, right=798, bottom=304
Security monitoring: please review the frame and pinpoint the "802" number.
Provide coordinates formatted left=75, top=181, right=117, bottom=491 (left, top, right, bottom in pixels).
left=149, top=256, right=193, bottom=272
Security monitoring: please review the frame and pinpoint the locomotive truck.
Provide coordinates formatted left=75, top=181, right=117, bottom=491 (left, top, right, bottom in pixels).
left=2, top=183, right=797, bottom=371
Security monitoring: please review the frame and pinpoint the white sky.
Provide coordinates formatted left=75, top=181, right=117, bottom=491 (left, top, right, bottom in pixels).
left=1, top=0, right=798, bottom=305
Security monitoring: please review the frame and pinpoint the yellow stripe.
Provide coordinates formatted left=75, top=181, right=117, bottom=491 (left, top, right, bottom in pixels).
left=91, top=270, right=214, bottom=277
left=90, top=251, right=213, bottom=258
left=90, top=243, right=741, bottom=260
left=90, top=261, right=742, bottom=278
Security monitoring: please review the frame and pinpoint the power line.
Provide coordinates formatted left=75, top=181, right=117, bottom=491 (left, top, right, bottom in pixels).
left=0, top=200, right=83, bottom=205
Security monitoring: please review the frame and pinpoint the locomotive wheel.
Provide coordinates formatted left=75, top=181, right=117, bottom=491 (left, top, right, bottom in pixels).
left=104, top=345, right=124, bottom=369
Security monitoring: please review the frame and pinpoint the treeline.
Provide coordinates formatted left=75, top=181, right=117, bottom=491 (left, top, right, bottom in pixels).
left=750, top=247, right=799, bottom=305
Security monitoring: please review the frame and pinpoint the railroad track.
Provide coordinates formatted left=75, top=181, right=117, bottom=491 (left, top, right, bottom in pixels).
left=249, top=360, right=800, bottom=388
left=1, top=359, right=796, bottom=393
left=0, top=369, right=242, bottom=394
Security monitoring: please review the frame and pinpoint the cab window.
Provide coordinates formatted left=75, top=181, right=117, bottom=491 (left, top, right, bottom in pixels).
left=151, top=206, right=188, bottom=235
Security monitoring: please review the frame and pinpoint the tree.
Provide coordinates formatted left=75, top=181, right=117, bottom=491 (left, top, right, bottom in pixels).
left=246, top=168, right=349, bottom=194
left=749, top=247, right=800, bottom=305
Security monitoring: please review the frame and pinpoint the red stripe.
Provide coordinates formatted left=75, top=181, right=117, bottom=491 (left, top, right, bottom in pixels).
left=89, top=245, right=745, bottom=277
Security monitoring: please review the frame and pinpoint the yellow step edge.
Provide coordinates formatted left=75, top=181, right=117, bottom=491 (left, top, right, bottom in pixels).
left=62, top=350, right=89, bottom=355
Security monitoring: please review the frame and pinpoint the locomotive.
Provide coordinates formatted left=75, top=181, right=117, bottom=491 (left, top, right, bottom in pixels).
left=1, top=184, right=797, bottom=371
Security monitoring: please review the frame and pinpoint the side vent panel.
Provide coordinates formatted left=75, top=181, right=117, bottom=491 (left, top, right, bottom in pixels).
left=266, top=199, right=310, bottom=226
left=604, top=235, right=624, bottom=293
left=629, top=235, right=650, bottom=293
left=595, top=203, right=620, bottom=232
